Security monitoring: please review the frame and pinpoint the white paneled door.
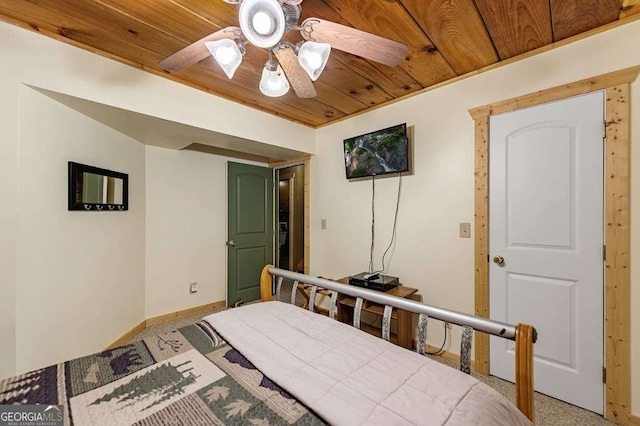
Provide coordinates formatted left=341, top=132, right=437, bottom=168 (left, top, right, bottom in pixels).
left=489, top=92, right=604, bottom=413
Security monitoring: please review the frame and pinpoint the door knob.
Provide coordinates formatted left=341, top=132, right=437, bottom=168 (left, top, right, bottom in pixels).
left=493, top=255, right=505, bottom=266
left=226, top=240, right=236, bottom=247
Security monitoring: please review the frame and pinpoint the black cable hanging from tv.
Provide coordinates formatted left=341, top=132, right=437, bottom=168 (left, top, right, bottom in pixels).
left=380, top=172, right=402, bottom=273
left=368, top=174, right=376, bottom=274
left=368, top=172, right=402, bottom=275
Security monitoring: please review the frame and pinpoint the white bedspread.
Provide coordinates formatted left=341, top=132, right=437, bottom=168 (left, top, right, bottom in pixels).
left=204, top=301, right=531, bottom=426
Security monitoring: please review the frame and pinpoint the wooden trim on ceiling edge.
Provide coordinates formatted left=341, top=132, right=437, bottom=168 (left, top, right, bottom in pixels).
left=269, top=156, right=311, bottom=275
left=469, top=66, right=638, bottom=425
left=469, top=66, right=640, bottom=119
left=105, top=300, right=226, bottom=350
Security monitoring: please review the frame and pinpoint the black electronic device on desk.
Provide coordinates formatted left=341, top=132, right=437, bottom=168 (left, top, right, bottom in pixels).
left=349, top=272, right=399, bottom=292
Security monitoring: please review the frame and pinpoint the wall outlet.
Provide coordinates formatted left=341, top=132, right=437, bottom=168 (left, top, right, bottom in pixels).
left=321, top=219, right=327, bottom=229
left=189, top=282, right=198, bottom=294
left=459, top=222, right=471, bottom=238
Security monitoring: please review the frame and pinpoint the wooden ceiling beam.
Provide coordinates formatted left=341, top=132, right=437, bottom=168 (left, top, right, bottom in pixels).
left=550, top=0, right=621, bottom=41
left=321, top=0, right=456, bottom=87
left=400, top=0, right=499, bottom=74
left=474, top=0, right=553, bottom=60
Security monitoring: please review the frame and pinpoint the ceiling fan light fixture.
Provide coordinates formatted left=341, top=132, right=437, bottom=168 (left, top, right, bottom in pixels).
left=205, top=39, right=244, bottom=79
left=297, top=41, right=331, bottom=81
left=259, top=61, right=290, bottom=97
left=252, top=11, right=273, bottom=35
left=239, top=0, right=286, bottom=48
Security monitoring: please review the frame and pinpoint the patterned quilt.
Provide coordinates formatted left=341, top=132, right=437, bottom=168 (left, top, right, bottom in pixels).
left=0, top=321, right=325, bottom=425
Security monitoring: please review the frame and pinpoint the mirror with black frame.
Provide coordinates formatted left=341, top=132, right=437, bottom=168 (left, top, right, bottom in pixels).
left=68, top=162, right=129, bottom=211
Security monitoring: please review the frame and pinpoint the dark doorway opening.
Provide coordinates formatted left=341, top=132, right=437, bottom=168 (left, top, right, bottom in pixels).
left=276, top=164, right=305, bottom=272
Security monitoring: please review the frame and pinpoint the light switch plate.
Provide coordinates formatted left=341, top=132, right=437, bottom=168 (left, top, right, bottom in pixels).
left=459, top=222, right=471, bottom=238
left=321, top=219, right=327, bottom=230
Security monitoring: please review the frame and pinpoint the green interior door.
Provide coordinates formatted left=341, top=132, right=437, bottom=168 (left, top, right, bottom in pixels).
left=227, top=162, right=274, bottom=307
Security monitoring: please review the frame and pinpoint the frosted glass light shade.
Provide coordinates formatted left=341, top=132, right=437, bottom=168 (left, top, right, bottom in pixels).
left=298, top=41, right=331, bottom=81
left=239, top=0, right=285, bottom=48
left=259, top=65, right=290, bottom=97
left=205, top=39, right=243, bottom=79
left=252, top=11, right=273, bottom=35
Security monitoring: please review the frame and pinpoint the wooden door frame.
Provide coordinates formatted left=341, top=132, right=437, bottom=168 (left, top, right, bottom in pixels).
left=269, top=156, right=311, bottom=274
left=469, top=66, right=639, bottom=425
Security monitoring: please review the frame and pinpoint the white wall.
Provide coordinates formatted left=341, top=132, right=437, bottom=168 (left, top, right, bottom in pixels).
left=0, top=19, right=313, bottom=378
left=311, top=20, right=640, bottom=415
left=145, top=146, right=265, bottom=318
left=0, top=74, right=19, bottom=380
left=14, top=87, right=146, bottom=373
left=633, top=70, right=640, bottom=417
left=0, top=21, right=315, bottom=154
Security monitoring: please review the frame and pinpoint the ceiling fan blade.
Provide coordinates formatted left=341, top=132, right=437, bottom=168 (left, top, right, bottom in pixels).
left=301, top=19, right=407, bottom=67
left=273, top=46, right=317, bottom=99
left=159, top=27, right=240, bottom=72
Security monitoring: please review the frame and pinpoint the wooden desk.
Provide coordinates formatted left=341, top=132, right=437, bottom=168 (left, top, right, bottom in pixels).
left=335, top=278, right=418, bottom=349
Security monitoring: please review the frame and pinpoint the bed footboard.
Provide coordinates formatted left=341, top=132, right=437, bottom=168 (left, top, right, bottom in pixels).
left=515, top=323, right=536, bottom=421
left=259, top=265, right=537, bottom=422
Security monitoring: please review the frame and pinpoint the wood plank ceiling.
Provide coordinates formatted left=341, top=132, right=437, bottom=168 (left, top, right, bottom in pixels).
left=0, top=0, right=637, bottom=127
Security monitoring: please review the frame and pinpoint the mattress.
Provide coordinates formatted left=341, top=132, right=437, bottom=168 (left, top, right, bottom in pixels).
left=204, top=301, right=531, bottom=426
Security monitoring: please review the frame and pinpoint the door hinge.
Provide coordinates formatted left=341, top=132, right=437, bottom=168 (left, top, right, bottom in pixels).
left=603, top=244, right=606, bottom=262
left=602, top=121, right=607, bottom=139
left=487, top=254, right=490, bottom=263
left=603, top=366, right=606, bottom=383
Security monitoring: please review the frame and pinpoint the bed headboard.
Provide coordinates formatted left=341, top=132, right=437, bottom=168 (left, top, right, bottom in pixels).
left=260, top=265, right=537, bottom=422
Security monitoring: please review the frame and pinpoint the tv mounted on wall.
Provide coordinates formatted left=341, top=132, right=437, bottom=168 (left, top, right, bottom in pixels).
left=343, top=123, right=409, bottom=179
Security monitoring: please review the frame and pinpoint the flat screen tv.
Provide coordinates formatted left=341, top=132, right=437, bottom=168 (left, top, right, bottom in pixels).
left=343, top=123, right=409, bottom=179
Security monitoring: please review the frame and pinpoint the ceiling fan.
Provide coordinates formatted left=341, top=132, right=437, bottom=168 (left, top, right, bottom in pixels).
left=159, top=0, right=408, bottom=99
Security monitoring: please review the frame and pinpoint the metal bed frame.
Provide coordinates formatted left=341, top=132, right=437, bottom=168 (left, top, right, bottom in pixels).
left=260, top=265, right=537, bottom=422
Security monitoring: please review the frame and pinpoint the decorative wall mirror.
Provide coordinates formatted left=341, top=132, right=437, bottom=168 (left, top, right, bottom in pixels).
left=68, top=162, right=128, bottom=211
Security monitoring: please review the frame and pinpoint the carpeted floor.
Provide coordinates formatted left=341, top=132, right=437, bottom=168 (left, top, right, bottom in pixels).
left=128, top=280, right=611, bottom=425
